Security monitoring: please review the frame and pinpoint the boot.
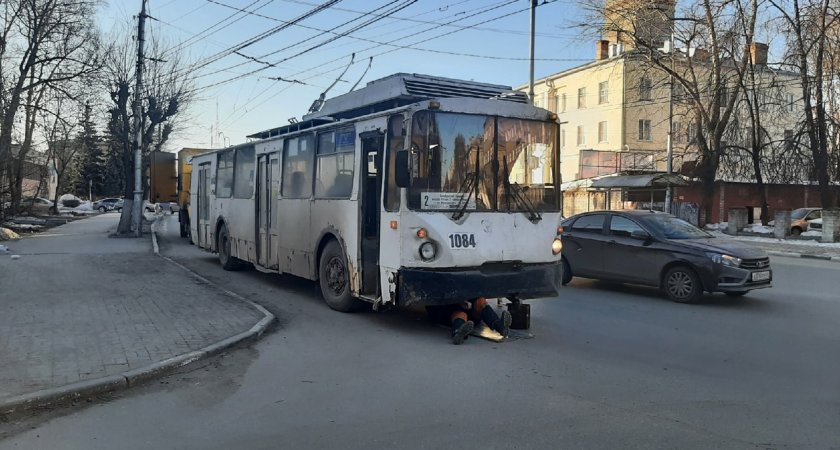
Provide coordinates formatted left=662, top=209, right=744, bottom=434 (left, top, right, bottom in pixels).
left=480, top=305, right=512, bottom=338
left=488, top=309, right=512, bottom=338
left=451, top=318, right=474, bottom=345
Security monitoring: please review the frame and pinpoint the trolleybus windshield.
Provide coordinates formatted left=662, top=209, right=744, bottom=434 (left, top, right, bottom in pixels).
left=408, top=110, right=559, bottom=213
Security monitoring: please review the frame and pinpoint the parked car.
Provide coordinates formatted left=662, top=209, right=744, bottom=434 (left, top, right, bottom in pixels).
left=560, top=210, right=773, bottom=303
left=93, top=198, right=123, bottom=213
left=789, top=207, right=821, bottom=236
left=18, top=197, right=54, bottom=215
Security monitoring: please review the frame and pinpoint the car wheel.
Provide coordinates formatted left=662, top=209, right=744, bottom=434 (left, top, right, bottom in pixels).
left=725, top=291, right=748, bottom=297
left=318, top=240, right=361, bottom=312
left=217, top=224, right=243, bottom=271
left=663, top=266, right=703, bottom=303
left=98, top=206, right=106, bottom=213
left=791, top=227, right=802, bottom=236
left=561, top=257, right=573, bottom=285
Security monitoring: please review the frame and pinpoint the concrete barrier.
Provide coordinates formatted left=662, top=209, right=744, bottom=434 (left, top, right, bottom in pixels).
left=822, top=209, right=840, bottom=243
left=728, top=208, right=748, bottom=234
left=774, top=210, right=791, bottom=239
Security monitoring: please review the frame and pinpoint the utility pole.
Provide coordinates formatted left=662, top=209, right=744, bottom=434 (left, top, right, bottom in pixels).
left=528, top=0, right=536, bottom=105
left=132, top=0, right=147, bottom=237
left=664, top=32, right=675, bottom=214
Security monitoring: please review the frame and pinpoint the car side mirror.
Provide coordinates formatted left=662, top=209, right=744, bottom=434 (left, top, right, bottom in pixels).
left=395, top=150, right=410, bottom=188
left=631, top=229, right=651, bottom=240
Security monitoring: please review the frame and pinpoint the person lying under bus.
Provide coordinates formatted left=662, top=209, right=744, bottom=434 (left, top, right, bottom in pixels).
left=429, top=297, right=512, bottom=345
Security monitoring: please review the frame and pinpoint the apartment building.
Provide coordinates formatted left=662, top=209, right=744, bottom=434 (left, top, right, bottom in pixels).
left=521, top=0, right=804, bottom=221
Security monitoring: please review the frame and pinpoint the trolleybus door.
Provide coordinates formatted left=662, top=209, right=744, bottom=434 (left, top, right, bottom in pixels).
left=197, top=163, right=211, bottom=248
left=256, top=155, right=269, bottom=267
left=360, top=132, right=384, bottom=295
left=256, top=153, right=280, bottom=270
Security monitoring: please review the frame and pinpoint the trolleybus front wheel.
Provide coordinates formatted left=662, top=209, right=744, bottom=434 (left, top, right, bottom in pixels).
left=319, top=240, right=361, bottom=312
left=218, top=223, right=244, bottom=271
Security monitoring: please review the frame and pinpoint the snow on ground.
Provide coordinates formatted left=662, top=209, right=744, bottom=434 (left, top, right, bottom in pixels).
left=704, top=222, right=729, bottom=231
left=802, top=231, right=823, bottom=238
left=710, top=230, right=840, bottom=248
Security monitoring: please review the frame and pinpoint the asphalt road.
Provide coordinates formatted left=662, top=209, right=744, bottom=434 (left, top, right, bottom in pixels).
left=2, top=214, right=839, bottom=449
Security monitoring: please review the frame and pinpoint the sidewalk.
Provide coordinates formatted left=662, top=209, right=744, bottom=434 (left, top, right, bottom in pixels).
left=0, top=214, right=274, bottom=415
left=712, top=232, right=840, bottom=261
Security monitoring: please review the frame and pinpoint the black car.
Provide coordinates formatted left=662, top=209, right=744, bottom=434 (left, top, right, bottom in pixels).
left=560, top=210, right=772, bottom=303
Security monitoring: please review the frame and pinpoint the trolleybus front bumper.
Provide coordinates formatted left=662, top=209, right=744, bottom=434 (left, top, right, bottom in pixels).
left=397, top=262, right=562, bottom=306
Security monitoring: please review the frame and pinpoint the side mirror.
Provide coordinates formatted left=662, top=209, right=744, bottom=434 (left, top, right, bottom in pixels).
left=631, top=229, right=651, bottom=240
left=395, top=150, right=410, bottom=188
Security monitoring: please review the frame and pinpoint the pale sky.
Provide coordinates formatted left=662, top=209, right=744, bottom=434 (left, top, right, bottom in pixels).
left=99, top=0, right=595, bottom=151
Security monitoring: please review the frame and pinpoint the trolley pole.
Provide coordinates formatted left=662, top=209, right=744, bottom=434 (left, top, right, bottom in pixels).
left=132, top=0, right=147, bottom=237
left=528, top=0, right=536, bottom=105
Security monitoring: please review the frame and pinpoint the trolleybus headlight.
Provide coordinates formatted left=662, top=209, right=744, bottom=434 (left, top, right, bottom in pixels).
left=419, top=242, right=436, bottom=260
left=551, top=238, right=563, bottom=255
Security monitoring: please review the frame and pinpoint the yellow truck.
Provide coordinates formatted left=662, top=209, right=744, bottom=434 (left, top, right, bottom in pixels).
left=176, top=148, right=209, bottom=238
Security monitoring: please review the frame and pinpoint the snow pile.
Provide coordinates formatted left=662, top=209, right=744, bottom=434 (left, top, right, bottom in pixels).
left=0, top=244, right=9, bottom=254
left=0, top=227, right=21, bottom=240
left=742, top=223, right=774, bottom=234
left=704, top=222, right=728, bottom=231
left=801, top=230, right=822, bottom=238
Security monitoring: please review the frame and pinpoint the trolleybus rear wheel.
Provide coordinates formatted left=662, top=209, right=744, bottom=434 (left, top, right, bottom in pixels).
left=319, top=240, right=361, bottom=312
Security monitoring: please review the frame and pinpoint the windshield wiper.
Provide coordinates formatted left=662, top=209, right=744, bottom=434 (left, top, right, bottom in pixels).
left=502, top=155, right=542, bottom=223
left=451, top=144, right=482, bottom=221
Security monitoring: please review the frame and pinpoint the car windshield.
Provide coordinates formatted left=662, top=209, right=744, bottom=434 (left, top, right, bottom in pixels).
left=643, top=215, right=711, bottom=239
left=791, top=208, right=810, bottom=219
left=407, top=110, right=558, bottom=213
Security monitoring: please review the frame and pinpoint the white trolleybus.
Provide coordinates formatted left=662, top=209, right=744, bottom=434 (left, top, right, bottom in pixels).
left=190, top=74, right=563, bottom=326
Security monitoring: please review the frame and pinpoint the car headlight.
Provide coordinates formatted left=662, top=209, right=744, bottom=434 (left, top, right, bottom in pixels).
left=419, top=242, right=436, bottom=261
left=707, top=253, right=742, bottom=268
left=551, top=238, right=563, bottom=255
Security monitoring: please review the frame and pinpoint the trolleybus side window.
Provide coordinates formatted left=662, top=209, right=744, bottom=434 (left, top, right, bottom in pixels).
left=384, top=115, right=403, bottom=211
left=216, top=150, right=235, bottom=198
left=315, top=127, right=355, bottom=198
left=233, top=146, right=256, bottom=199
left=281, top=134, right=315, bottom=199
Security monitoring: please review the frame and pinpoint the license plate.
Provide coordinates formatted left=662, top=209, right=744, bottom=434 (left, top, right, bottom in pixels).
left=751, top=271, right=770, bottom=282
left=448, top=233, right=476, bottom=249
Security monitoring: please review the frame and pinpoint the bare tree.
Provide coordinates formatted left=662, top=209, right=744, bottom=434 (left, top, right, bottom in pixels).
left=103, top=27, right=195, bottom=234
left=586, top=0, right=758, bottom=222
left=0, top=0, right=100, bottom=214
left=40, top=92, right=81, bottom=213
left=770, top=0, right=840, bottom=207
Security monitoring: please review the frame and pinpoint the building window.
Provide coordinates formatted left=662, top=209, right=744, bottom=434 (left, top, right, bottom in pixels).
left=639, top=77, right=652, bottom=101
left=578, top=87, right=586, bottom=109
left=560, top=129, right=566, bottom=149
left=598, top=81, right=609, bottom=104
left=686, top=122, right=697, bottom=144
left=638, top=119, right=652, bottom=141
left=579, top=150, right=617, bottom=178
left=672, top=121, right=682, bottom=143
left=598, top=121, right=608, bottom=143
left=672, top=82, right=684, bottom=100
left=785, top=93, right=795, bottom=112
left=784, top=129, right=794, bottom=151
left=577, top=125, right=586, bottom=146
left=561, top=93, right=567, bottom=112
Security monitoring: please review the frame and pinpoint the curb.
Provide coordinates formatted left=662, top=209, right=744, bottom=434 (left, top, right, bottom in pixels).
left=767, top=250, right=840, bottom=262
left=0, top=216, right=276, bottom=418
